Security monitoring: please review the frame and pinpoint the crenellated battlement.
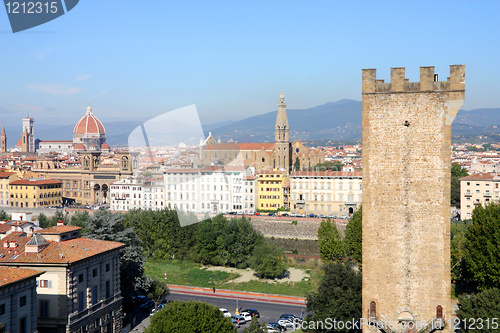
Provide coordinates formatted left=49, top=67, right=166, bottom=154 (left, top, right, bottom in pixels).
left=362, top=65, right=465, bottom=94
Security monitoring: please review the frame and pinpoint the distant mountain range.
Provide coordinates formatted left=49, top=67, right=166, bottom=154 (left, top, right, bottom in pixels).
left=4, top=100, right=500, bottom=148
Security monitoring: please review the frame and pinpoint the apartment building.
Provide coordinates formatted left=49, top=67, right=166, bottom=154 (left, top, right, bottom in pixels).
left=460, top=172, right=500, bottom=219
left=0, top=172, right=17, bottom=207
left=289, top=171, right=362, bottom=216
left=109, top=178, right=143, bottom=211
left=0, top=266, right=43, bottom=333
left=257, top=170, right=287, bottom=211
left=243, top=175, right=258, bottom=214
left=9, top=179, right=62, bottom=208
left=164, top=166, right=256, bottom=214
left=0, top=222, right=125, bottom=333
left=142, top=177, right=165, bottom=211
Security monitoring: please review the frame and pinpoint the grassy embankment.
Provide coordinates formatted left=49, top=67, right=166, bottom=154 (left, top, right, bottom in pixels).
left=145, top=257, right=323, bottom=297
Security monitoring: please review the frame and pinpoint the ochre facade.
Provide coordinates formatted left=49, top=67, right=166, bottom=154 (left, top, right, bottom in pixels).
left=362, top=65, right=465, bottom=333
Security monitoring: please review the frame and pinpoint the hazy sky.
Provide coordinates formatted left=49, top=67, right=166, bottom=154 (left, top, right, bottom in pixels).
left=1, top=0, right=499, bottom=128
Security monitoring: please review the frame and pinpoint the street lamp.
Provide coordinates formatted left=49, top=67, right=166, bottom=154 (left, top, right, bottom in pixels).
left=265, top=281, right=268, bottom=297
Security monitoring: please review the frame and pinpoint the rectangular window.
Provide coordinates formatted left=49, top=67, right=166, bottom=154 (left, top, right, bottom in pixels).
left=92, top=286, right=98, bottom=305
left=78, top=292, right=84, bottom=311
left=78, top=273, right=84, bottom=283
left=40, top=300, right=49, bottom=318
left=20, top=317, right=27, bottom=333
left=93, top=268, right=98, bottom=277
left=106, top=263, right=110, bottom=272
left=20, top=295, right=26, bottom=307
left=106, top=280, right=111, bottom=299
left=38, top=280, right=51, bottom=288
left=0, top=303, right=5, bottom=315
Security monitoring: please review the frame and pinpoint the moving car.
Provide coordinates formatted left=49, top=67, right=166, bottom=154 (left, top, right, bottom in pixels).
left=277, top=318, right=295, bottom=329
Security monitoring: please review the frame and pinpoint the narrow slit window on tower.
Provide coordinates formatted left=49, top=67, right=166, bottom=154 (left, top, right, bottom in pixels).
left=404, top=120, right=410, bottom=127
left=370, top=301, right=376, bottom=317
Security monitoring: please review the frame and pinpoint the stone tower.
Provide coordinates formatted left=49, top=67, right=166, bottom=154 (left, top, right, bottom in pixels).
left=275, top=89, right=291, bottom=170
left=0, top=125, right=6, bottom=153
left=362, top=65, right=465, bottom=333
left=21, top=117, right=35, bottom=153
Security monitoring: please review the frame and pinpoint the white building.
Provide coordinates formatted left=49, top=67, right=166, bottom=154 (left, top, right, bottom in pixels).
left=290, top=171, right=362, bottom=216
left=243, top=175, right=258, bottom=214
left=142, top=177, right=165, bottom=210
left=164, top=166, right=256, bottom=214
left=109, top=178, right=143, bottom=211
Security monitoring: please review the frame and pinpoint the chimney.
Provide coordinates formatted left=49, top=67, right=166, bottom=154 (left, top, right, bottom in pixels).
left=57, top=220, right=64, bottom=226
left=9, top=241, right=17, bottom=248
left=3, top=241, right=8, bottom=248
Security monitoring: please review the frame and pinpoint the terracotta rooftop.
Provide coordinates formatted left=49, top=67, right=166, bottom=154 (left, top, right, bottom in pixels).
left=10, top=179, right=62, bottom=186
left=0, top=172, right=15, bottom=178
left=460, top=172, right=495, bottom=181
left=0, top=233, right=124, bottom=264
left=0, top=266, right=43, bottom=288
left=35, top=225, right=82, bottom=235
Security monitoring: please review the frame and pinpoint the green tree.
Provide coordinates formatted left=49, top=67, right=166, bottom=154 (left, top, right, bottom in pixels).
left=242, top=316, right=268, bottom=333
left=463, top=203, right=500, bottom=290
left=145, top=300, right=236, bottom=333
left=314, top=161, right=344, bottom=171
left=82, top=210, right=145, bottom=316
left=456, top=288, right=500, bottom=333
left=294, top=157, right=301, bottom=171
left=37, top=213, right=48, bottom=228
left=451, top=163, right=468, bottom=208
left=451, top=219, right=471, bottom=281
left=250, top=242, right=288, bottom=279
left=344, top=207, right=362, bottom=264
left=318, top=218, right=345, bottom=262
left=305, top=262, right=362, bottom=332
left=70, top=210, right=90, bottom=229
left=140, top=276, right=170, bottom=311
left=46, top=210, right=69, bottom=227
left=0, top=210, right=10, bottom=221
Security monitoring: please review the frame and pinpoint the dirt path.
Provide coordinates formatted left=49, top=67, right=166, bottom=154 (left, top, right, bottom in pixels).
left=205, top=266, right=309, bottom=283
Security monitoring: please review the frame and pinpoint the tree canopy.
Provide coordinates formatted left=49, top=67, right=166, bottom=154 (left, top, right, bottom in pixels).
left=305, top=262, right=362, bottom=332
left=451, top=163, right=468, bottom=208
left=145, top=300, right=236, bottom=333
left=249, top=242, right=288, bottom=279
left=344, top=207, right=362, bottom=264
left=318, top=218, right=345, bottom=262
left=314, top=161, right=344, bottom=172
left=463, top=203, right=500, bottom=290
left=456, top=288, right=500, bottom=333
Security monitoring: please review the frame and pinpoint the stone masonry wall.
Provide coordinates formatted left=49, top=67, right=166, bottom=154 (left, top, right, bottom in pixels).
left=362, top=66, right=464, bottom=333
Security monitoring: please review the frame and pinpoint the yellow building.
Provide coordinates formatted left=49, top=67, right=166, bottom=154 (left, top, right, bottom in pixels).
left=9, top=179, right=62, bottom=208
left=257, top=170, right=288, bottom=211
left=0, top=172, right=17, bottom=207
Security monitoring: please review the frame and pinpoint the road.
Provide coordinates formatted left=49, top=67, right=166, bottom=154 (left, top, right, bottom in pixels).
left=131, top=292, right=305, bottom=332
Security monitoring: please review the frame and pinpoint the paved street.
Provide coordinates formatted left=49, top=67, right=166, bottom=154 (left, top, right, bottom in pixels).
left=130, top=290, right=305, bottom=332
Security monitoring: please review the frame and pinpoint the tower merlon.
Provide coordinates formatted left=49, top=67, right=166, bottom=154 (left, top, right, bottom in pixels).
left=362, top=65, right=465, bottom=94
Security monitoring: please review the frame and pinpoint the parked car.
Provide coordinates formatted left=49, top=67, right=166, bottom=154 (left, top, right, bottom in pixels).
left=319, top=214, right=327, bottom=218
left=309, top=213, right=317, bottom=218
left=289, top=213, right=297, bottom=217
left=240, top=312, right=252, bottom=322
left=268, top=213, right=275, bottom=216
left=267, top=322, right=285, bottom=331
left=232, top=315, right=246, bottom=325
left=242, top=308, right=260, bottom=318
left=266, top=325, right=281, bottom=333
left=231, top=318, right=240, bottom=328
left=278, top=318, right=296, bottom=329
left=219, top=308, right=231, bottom=317
left=298, top=214, right=305, bottom=217
left=139, top=300, right=154, bottom=311
left=255, top=212, right=261, bottom=215
left=281, top=213, right=289, bottom=217
left=280, top=314, right=302, bottom=323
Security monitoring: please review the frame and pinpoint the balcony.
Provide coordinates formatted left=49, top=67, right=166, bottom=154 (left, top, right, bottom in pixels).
left=464, top=192, right=472, bottom=197
left=484, top=192, right=491, bottom=197
left=68, top=293, right=122, bottom=325
left=296, top=200, right=305, bottom=205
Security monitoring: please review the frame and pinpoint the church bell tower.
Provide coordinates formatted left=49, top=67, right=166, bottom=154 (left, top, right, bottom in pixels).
left=274, top=89, right=291, bottom=170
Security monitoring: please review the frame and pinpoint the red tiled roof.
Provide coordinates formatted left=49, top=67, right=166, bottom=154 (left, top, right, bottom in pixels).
left=10, top=179, right=62, bottom=186
left=460, top=172, right=495, bottom=181
left=0, top=172, right=15, bottom=178
left=74, top=112, right=106, bottom=135
left=35, top=225, right=81, bottom=235
left=237, top=143, right=275, bottom=150
left=0, top=233, right=125, bottom=264
left=0, top=266, right=43, bottom=288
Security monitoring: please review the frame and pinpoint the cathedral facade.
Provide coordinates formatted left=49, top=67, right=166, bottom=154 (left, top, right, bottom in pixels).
left=196, top=90, right=324, bottom=172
